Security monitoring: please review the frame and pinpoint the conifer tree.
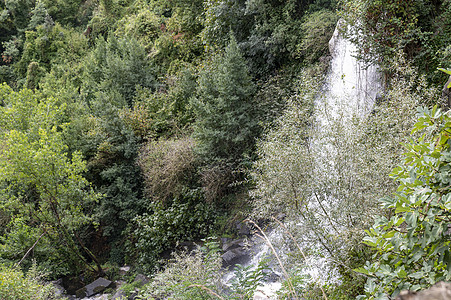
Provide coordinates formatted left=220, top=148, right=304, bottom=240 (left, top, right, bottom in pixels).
left=192, top=35, right=257, bottom=167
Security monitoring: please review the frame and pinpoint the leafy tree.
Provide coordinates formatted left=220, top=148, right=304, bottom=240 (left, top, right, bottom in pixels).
left=16, top=23, right=88, bottom=88
left=0, top=84, right=102, bottom=275
left=41, top=0, right=94, bottom=26
left=340, top=0, right=451, bottom=83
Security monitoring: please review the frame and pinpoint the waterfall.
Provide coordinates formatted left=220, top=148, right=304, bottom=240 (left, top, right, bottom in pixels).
left=224, top=20, right=382, bottom=299
left=322, top=19, right=381, bottom=120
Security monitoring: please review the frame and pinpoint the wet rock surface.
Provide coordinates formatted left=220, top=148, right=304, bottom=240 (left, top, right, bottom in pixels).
left=75, top=277, right=113, bottom=298
left=221, top=238, right=252, bottom=268
left=397, top=282, right=451, bottom=300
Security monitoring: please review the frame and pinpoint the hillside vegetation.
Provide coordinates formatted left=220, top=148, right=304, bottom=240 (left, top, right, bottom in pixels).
left=0, top=0, right=450, bottom=299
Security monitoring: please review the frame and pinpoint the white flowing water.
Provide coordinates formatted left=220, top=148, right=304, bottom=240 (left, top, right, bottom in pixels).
left=224, top=20, right=382, bottom=299
left=319, top=19, right=381, bottom=125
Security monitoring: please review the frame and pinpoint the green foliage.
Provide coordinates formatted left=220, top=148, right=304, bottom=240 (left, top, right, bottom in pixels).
left=79, top=35, right=157, bottom=245
left=0, top=262, right=58, bottom=300
left=201, top=0, right=252, bottom=52
left=340, top=0, right=451, bottom=83
left=136, top=238, right=223, bottom=299
left=16, top=23, right=88, bottom=86
left=230, top=260, right=269, bottom=300
left=192, top=35, right=258, bottom=166
left=439, top=67, right=451, bottom=88
left=0, top=84, right=101, bottom=275
left=115, top=3, right=161, bottom=52
left=41, top=0, right=94, bottom=26
left=0, top=0, right=34, bottom=34
left=297, top=10, right=337, bottom=63
left=26, top=1, right=53, bottom=31
left=85, top=101, right=146, bottom=240
left=82, top=34, right=156, bottom=108
left=130, top=188, right=216, bottom=272
left=131, top=67, right=197, bottom=138
left=357, top=106, right=451, bottom=299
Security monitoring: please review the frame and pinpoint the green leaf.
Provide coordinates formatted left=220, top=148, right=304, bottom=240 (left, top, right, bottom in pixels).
left=438, top=68, right=451, bottom=75
left=354, top=267, right=370, bottom=275
left=397, top=268, right=407, bottom=279
left=409, top=271, right=424, bottom=279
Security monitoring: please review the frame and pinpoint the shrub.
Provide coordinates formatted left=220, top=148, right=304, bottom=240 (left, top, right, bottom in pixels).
left=0, top=263, right=58, bottom=300
left=250, top=63, right=432, bottom=294
left=138, top=137, right=196, bottom=203
left=137, top=238, right=223, bottom=300
left=130, top=188, right=216, bottom=272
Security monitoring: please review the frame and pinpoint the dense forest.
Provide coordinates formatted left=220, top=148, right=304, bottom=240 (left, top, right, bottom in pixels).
left=0, top=0, right=450, bottom=299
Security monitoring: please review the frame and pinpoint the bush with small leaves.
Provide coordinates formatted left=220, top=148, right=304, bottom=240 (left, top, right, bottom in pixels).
left=0, top=262, right=58, bottom=300
left=136, top=238, right=223, bottom=300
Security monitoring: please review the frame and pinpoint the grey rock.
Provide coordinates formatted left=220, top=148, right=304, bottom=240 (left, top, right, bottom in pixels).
left=75, top=278, right=112, bottom=298
left=221, top=237, right=231, bottom=247
left=397, top=281, right=451, bottom=300
left=223, top=238, right=245, bottom=252
left=237, top=222, right=251, bottom=236
left=84, top=295, right=109, bottom=300
left=52, top=279, right=66, bottom=297
left=133, top=274, right=150, bottom=286
left=222, top=248, right=250, bottom=267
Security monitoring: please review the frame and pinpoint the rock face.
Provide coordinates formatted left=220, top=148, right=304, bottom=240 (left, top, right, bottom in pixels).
left=75, top=277, right=113, bottom=298
left=221, top=238, right=251, bottom=268
left=397, top=282, right=451, bottom=300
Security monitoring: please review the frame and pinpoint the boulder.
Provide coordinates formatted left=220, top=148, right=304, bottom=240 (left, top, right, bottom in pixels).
left=52, top=279, right=66, bottom=297
left=111, top=289, right=127, bottom=300
left=236, top=222, right=251, bottom=236
left=397, top=282, right=451, bottom=300
left=222, top=238, right=246, bottom=252
left=75, top=277, right=112, bottom=298
left=133, top=274, right=150, bottom=286
left=222, top=248, right=250, bottom=268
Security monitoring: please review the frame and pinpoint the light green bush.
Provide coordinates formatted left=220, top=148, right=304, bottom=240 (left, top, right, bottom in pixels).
left=0, top=263, right=58, bottom=300
left=137, top=239, right=223, bottom=300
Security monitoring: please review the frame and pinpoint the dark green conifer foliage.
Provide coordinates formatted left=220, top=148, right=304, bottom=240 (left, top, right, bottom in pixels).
left=78, top=35, right=155, bottom=256
left=192, top=35, right=258, bottom=166
left=83, top=96, right=147, bottom=255
left=82, top=35, right=156, bottom=108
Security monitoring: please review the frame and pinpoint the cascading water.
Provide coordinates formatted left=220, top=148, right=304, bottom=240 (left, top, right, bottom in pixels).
left=319, top=19, right=381, bottom=123
left=223, top=20, right=382, bottom=299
